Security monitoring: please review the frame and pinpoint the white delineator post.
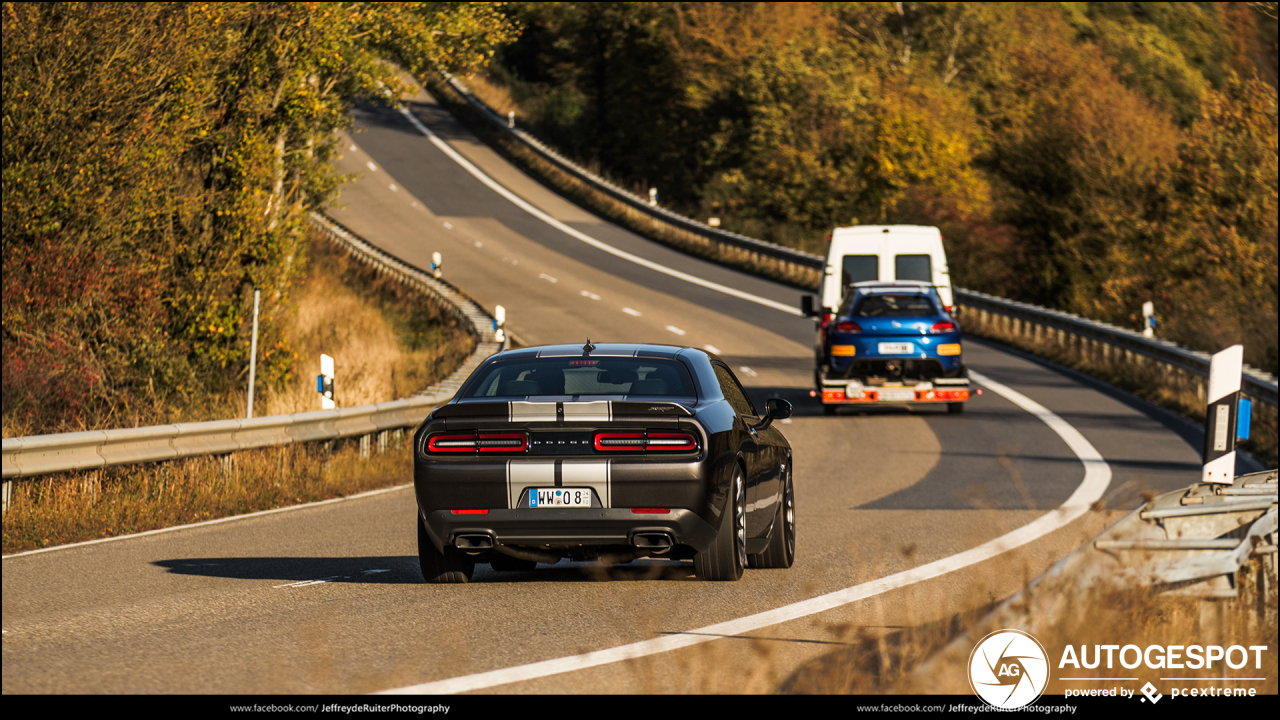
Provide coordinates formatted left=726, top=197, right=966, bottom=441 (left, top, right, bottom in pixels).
left=1142, top=301, right=1155, bottom=338
left=319, top=353, right=336, bottom=410
left=493, top=305, right=506, bottom=344
left=1201, top=344, right=1243, bottom=484
left=432, top=251, right=442, bottom=279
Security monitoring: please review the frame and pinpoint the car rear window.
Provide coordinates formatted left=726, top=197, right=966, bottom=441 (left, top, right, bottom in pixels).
left=462, top=358, right=698, bottom=399
left=850, top=293, right=937, bottom=317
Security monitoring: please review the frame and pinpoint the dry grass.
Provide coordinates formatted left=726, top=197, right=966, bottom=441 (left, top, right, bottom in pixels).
left=2, top=439, right=410, bottom=554
left=264, top=230, right=474, bottom=414
left=2, top=228, right=473, bottom=555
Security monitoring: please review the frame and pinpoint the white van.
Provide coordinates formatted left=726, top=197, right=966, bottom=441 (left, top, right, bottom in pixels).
left=817, top=225, right=954, bottom=313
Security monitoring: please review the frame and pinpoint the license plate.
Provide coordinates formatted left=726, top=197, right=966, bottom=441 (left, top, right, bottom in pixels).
left=878, top=342, right=914, bottom=355
left=529, top=487, right=592, bottom=508
left=878, top=388, right=915, bottom=402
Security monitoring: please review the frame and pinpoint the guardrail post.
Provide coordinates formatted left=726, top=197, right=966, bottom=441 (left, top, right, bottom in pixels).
left=377, top=430, right=388, bottom=454
left=360, top=434, right=371, bottom=459
left=2, top=480, right=10, bottom=514
left=81, top=470, right=100, bottom=504
left=219, top=454, right=233, bottom=477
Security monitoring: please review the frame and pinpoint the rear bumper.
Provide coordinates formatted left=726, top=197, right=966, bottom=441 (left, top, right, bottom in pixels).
left=421, top=507, right=718, bottom=553
left=819, top=382, right=970, bottom=405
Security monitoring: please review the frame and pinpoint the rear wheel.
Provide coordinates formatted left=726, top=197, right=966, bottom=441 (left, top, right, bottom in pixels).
left=748, top=464, right=795, bottom=569
left=418, top=513, right=474, bottom=583
left=694, top=465, right=746, bottom=581
left=948, top=402, right=965, bottom=414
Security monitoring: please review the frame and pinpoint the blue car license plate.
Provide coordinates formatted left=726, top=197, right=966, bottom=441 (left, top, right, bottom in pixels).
left=529, top=487, right=592, bottom=508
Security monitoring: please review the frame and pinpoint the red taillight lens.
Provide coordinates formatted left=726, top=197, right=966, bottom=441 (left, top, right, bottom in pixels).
left=595, top=433, right=645, bottom=451
left=428, top=432, right=527, bottom=453
left=820, top=312, right=833, bottom=328
left=834, top=321, right=862, bottom=333
left=427, top=434, right=478, bottom=452
left=630, top=508, right=670, bottom=514
left=450, top=509, right=489, bottom=515
left=645, top=433, right=698, bottom=451
left=478, top=433, right=528, bottom=452
left=594, top=432, right=698, bottom=452
left=930, top=321, right=956, bottom=334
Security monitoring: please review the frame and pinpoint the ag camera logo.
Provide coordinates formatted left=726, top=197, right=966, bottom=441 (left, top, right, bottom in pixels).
left=968, top=629, right=1049, bottom=709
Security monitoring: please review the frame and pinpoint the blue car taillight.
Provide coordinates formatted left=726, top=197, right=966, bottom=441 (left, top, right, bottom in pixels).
left=929, top=321, right=956, bottom=334
left=834, top=320, right=862, bottom=333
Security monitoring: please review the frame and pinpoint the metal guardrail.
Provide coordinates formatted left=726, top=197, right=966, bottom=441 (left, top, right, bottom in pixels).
left=901, top=469, right=1277, bottom=691
left=0, top=213, right=504, bottom=481
left=439, top=73, right=1279, bottom=409
left=957, top=288, right=1278, bottom=407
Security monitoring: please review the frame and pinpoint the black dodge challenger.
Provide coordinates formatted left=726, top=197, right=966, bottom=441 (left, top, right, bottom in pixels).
left=413, top=342, right=795, bottom=582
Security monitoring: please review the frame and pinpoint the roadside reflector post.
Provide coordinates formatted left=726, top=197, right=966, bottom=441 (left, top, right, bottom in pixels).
left=318, top=353, right=336, bottom=410
left=648, top=188, right=658, bottom=206
left=1142, top=301, right=1155, bottom=338
left=493, top=305, right=506, bottom=344
left=508, top=110, right=515, bottom=128
left=1201, top=344, right=1243, bottom=484
left=431, top=251, right=442, bottom=279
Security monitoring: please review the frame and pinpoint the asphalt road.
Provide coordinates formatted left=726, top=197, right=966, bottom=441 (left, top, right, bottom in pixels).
left=2, top=78, right=1219, bottom=695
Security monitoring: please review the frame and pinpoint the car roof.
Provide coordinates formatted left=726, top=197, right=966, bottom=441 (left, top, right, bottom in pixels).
left=848, top=281, right=937, bottom=292
left=490, top=342, right=714, bottom=362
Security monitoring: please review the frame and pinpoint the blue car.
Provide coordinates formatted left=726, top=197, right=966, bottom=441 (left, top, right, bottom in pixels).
left=805, top=281, right=971, bottom=414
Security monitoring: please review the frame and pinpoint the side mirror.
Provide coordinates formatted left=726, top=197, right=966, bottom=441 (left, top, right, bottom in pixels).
left=800, top=295, right=816, bottom=317
left=755, top=398, right=793, bottom=432
left=766, top=398, right=792, bottom=419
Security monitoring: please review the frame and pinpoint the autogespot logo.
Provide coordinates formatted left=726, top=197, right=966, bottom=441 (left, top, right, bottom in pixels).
left=969, top=629, right=1049, bottom=709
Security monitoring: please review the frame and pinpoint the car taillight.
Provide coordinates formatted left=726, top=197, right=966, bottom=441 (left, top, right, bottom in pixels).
left=930, top=321, right=956, bottom=333
left=427, top=434, right=477, bottom=452
left=594, top=431, right=698, bottom=452
left=477, top=433, right=528, bottom=452
left=427, top=432, right=528, bottom=453
left=820, top=312, right=833, bottom=328
left=835, top=320, right=862, bottom=333
left=450, top=509, right=489, bottom=515
left=645, top=433, right=698, bottom=451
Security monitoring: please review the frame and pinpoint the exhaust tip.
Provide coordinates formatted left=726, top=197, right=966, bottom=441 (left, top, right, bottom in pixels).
left=632, top=532, right=674, bottom=551
left=455, top=534, right=494, bottom=550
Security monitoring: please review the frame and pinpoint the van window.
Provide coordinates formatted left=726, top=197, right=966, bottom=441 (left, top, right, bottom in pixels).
left=895, top=254, right=932, bottom=282
left=842, top=255, right=878, bottom=287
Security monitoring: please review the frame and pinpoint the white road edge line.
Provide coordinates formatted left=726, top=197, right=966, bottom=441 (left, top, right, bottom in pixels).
left=397, top=107, right=802, bottom=317
left=381, top=369, right=1111, bottom=694
left=2, top=483, right=413, bottom=560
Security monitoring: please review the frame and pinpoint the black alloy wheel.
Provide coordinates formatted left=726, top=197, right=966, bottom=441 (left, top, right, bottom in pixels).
left=748, top=464, right=795, bottom=569
left=694, top=464, right=746, bottom=581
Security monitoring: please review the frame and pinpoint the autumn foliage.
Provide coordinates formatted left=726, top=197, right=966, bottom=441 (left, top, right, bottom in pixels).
left=487, top=2, right=1278, bottom=373
left=2, top=3, right=517, bottom=435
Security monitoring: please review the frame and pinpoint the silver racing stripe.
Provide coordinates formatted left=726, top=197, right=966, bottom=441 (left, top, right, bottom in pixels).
left=507, top=460, right=555, bottom=508
left=561, top=460, right=610, bottom=508
left=510, top=402, right=557, bottom=423
left=562, top=401, right=611, bottom=422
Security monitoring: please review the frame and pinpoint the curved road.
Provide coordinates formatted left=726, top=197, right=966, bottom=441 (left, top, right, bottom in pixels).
left=2, top=77, right=1224, bottom=694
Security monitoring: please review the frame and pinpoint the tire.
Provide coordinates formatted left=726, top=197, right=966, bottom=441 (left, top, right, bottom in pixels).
left=489, top=553, right=537, bottom=572
left=694, top=464, right=746, bottom=581
left=748, top=464, right=795, bottom=569
left=948, top=402, right=965, bottom=414
left=418, top=513, right=474, bottom=583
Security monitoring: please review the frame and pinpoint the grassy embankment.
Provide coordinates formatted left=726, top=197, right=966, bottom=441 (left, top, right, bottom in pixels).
left=2, top=230, right=473, bottom=555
